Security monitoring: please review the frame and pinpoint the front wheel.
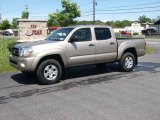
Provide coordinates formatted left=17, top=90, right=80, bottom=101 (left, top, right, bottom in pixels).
left=36, top=59, right=62, bottom=85
left=119, top=52, right=135, bottom=72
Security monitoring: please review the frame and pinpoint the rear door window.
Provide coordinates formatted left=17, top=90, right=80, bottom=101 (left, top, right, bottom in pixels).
left=95, top=28, right=111, bottom=40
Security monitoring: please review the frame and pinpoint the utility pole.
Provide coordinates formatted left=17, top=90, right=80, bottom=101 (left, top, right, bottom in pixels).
left=24, top=4, right=29, bottom=12
left=93, top=0, right=96, bottom=24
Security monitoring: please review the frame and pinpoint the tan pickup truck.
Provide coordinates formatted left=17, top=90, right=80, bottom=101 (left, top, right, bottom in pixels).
left=10, top=25, right=146, bottom=84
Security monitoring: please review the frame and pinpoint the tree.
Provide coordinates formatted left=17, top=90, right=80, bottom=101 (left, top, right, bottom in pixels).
left=22, top=10, right=29, bottom=19
left=156, top=16, right=160, bottom=21
left=138, top=15, right=151, bottom=24
left=48, top=0, right=81, bottom=27
left=0, top=24, right=2, bottom=30
left=152, top=16, right=160, bottom=23
left=0, top=20, right=11, bottom=30
left=12, top=18, right=18, bottom=29
left=77, top=20, right=132, bottom=28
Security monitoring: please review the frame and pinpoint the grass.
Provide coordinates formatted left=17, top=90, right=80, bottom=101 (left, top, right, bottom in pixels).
left=0, top=37, right=17, bottom=73
left=146, top=46, right=154, bottom=54
left=145, top=35, right=160, bottom=39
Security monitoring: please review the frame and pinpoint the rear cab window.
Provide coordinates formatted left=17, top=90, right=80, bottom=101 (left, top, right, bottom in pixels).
left=94, top=28, right=111, bottom=40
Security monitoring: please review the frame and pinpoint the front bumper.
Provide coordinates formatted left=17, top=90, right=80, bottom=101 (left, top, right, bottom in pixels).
left=9, top=55, right=35, bottom=72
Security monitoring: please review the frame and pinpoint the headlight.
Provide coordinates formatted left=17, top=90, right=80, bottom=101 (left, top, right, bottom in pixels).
left=20, top=48, right=33, bottom=57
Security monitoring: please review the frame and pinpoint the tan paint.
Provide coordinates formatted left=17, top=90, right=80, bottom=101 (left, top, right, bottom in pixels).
left=10, top=25, right=146, bottom=72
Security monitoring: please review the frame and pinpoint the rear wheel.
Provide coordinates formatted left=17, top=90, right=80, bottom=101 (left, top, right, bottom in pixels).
left=36, top=59, right=62, bottom=85
left=119, top=52, right=135, bottom=72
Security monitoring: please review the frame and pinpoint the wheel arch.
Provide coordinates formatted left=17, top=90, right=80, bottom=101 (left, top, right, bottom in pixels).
left=118, top=47, right=138, bottom=65
left=123, top=48, right=137, bottom=65
left=35, top=54, right=65, bottom=72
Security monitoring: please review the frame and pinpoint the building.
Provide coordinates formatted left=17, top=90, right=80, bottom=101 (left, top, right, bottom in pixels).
left=47, top=26, right=60, bottom=34
left=142, top=22, right=153, bottom=29
left=155, top=20, right=160, bottom=34
left=121, top=22, right=144, bottom=35
left=113, top=23, right=144, bottom=35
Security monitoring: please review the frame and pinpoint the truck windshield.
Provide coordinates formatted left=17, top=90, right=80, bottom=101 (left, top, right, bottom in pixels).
left=47, top=28, right=73, bottom=41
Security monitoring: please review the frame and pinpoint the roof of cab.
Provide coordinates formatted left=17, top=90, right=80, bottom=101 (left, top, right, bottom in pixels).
left=65, top=25, right=110, bottom=28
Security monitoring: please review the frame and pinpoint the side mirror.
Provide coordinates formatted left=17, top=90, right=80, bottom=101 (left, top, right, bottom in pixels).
left=70, top=36, right=78, bottom=42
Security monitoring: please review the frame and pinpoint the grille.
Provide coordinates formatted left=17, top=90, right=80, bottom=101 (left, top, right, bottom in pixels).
left=12, top=47, right=19, bottom=56
left=10, top=59, right=18, bottom=65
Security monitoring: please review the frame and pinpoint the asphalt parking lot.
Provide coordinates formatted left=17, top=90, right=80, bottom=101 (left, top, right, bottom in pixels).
left=0, top=40, right=160, bottom=120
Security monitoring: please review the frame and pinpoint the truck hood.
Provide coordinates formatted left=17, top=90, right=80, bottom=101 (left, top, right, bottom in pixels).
left=15, top=40, right=60, bottom=48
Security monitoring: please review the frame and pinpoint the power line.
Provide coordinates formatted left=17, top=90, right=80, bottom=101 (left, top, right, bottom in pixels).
left=98, top=9, right=160, bottom=15
left=82, top=1, right=160, bottom=14
left=80, top=9, right=160, bottom=17
left=98, top=5, right=160, bottom=12
left=83, top=5, right=160, bottom=14
left=104, top=1, right=160, bottom=9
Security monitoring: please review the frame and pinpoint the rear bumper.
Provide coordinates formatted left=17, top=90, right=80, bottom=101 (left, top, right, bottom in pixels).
left=9, top=55, right=35, bottom=72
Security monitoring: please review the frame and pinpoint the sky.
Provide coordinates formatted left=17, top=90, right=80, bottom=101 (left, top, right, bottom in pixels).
left=0, top=0, right=160, bottom=22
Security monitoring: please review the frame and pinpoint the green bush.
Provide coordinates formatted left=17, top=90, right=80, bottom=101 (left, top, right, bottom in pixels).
left=0, top=38, right=16, bottom=56
left=7, top=39, right=17, bottom=52
left=0, top=37, right=17, bottom=72
left=146, top=46, right=154, bottom=54
left=133, top=32, right=139, bottom=35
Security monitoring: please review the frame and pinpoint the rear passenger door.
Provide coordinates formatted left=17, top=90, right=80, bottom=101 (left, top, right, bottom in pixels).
left=94, top=27, right=117, bottom=62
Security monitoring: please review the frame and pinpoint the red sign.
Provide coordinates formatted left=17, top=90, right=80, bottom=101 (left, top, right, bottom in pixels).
left=26, top=25, right=42, bottom=36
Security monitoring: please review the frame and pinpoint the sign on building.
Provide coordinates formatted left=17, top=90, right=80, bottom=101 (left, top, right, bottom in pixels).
left=18, top=19, right=47, bottom=42
left=131, top=22, right=141, bottom=35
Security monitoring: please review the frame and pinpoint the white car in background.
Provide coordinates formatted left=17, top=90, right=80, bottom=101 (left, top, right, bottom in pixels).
left=6, top=29, right=14, bottom=35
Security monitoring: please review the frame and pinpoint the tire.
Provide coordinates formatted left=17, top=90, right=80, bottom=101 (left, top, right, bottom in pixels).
left=36, top=59, right=62, bottom=85
left=119, top=52, right=135, bottom=72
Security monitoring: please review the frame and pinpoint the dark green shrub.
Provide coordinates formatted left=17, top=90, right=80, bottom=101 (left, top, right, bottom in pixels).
left=133, top=32, right=139, bottom=35
left=0, top=37, right=17, bottom=72
left=7, top=39, right=17, bottom=52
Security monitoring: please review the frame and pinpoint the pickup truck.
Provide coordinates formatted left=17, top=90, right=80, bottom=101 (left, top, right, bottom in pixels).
left=142, top=28, right=157, bottom=35
left=10, top=25, right=146, bottom=85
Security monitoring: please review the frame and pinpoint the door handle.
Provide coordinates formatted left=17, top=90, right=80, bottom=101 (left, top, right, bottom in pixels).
left=110, top=42, right=115, bottom=45
left=89, top=44, right=95, bottom=47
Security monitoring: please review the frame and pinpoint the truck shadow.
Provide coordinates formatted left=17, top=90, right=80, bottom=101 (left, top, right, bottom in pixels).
left=63, top=63, right=121, bottom=80
left=11, top=73, right=37, bottom=85
left=11, top=62, right=160, bottom=85
left=11, top=63, right=121, bottom=85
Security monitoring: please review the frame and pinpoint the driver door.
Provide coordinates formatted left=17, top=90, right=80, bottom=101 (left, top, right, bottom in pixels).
left=67, top=28, right=96, bottom=66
